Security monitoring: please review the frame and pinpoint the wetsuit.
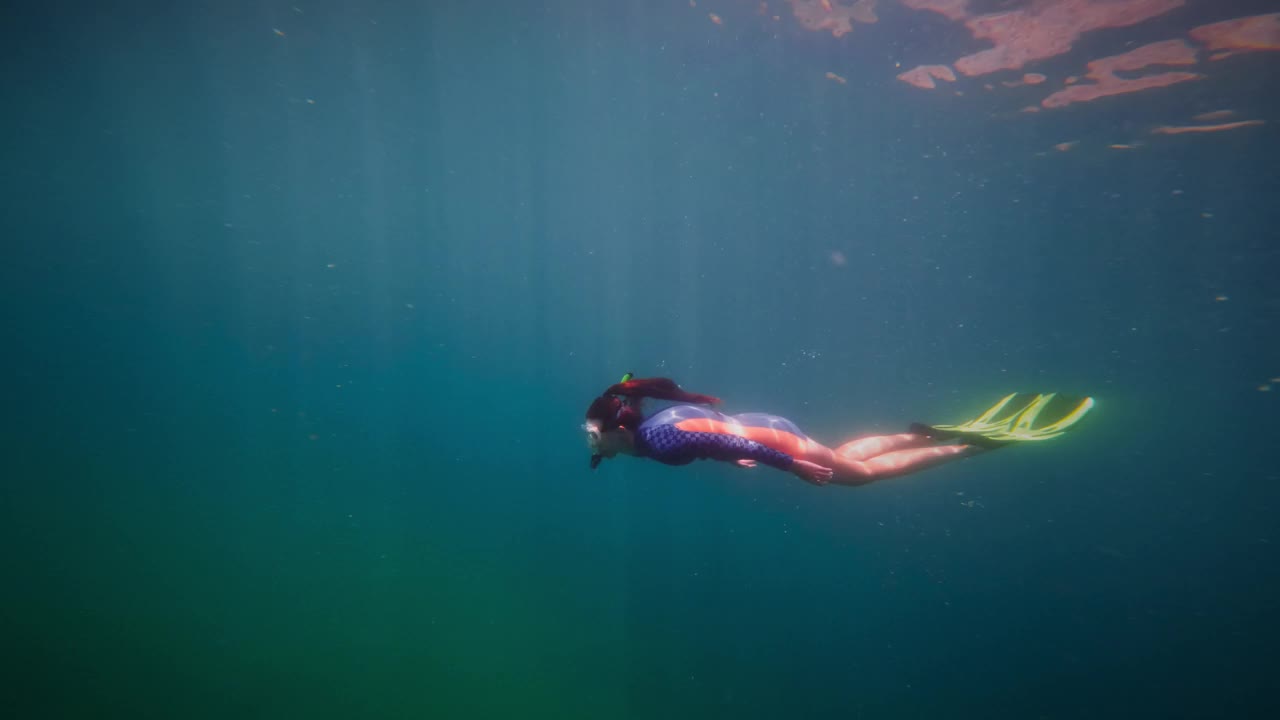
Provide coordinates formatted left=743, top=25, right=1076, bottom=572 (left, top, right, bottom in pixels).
left=634, top=405, right=814, bottom=471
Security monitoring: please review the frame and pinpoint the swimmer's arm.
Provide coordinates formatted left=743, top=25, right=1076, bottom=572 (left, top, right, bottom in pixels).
left=680, top=432, right=831, bottom=485
left=678, top=431, right=795, bottom=471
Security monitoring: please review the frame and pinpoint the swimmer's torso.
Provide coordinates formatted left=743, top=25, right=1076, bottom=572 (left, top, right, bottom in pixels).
left=634, top=405, right=818, bottom=469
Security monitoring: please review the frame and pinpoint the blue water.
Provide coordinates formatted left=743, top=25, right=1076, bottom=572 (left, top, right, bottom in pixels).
left=3, top=1, right=1278, bottom=717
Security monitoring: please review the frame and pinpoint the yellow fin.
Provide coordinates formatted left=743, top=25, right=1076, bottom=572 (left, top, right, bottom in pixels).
left=932, top=393, right=1095, bottom=442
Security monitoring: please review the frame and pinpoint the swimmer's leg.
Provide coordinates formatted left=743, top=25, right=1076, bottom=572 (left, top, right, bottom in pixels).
left=828, top=444, right=977, bottom=487
left=835, top=433, right=933, bottom=461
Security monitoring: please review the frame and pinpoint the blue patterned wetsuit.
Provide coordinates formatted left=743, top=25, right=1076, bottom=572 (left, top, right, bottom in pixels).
left=634, top=405, right=807, bottom=471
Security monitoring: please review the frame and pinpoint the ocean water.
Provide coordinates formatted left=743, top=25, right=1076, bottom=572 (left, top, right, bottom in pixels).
left=3, top=1, right=1278, bottom=718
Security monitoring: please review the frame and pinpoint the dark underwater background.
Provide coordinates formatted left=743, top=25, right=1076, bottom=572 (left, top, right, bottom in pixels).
left=2, top=1, right=1278, bottom=717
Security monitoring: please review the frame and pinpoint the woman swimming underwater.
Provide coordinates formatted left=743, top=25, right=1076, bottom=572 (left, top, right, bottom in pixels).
left=584, top=375, right=1094, bottom=487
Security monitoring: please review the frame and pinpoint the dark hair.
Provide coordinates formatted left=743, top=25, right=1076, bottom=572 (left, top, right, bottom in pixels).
left=584, top=394, right=643, bottom=432
left=584, top=376, right=720, bottom=432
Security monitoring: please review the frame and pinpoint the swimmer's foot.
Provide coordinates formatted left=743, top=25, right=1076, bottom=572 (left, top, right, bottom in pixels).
left=908, top=422, right=945, bottom=440
left=908, top=422, right=1008, bottom=449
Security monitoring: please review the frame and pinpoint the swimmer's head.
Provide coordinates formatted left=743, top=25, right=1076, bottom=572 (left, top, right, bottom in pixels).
left=584, top=387, right=642, bottom=434
left=584, top=373, right=643, bottom=469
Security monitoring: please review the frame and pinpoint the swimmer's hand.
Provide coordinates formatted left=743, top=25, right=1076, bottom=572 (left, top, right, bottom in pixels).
left=736, top=459, right=757, bottom=469
left=792, top=459, right=833, bottom=486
